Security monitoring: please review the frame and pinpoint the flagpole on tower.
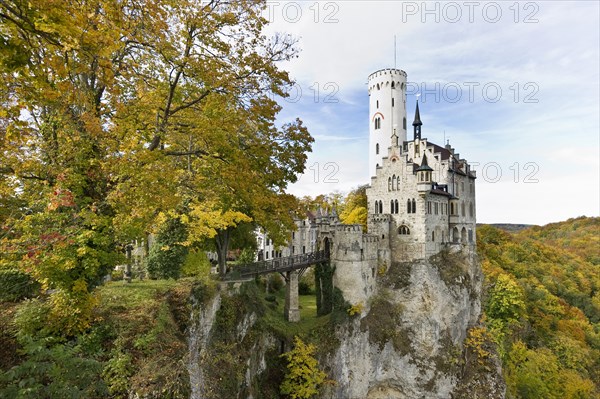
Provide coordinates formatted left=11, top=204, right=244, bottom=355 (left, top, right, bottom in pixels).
left=394, top=35, right=397, bottom=68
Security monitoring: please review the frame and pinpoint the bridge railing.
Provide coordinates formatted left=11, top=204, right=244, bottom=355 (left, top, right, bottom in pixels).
left=236, top=250, right=329, bottom=278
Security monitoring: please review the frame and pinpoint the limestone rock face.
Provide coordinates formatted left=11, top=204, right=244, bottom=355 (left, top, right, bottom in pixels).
left=325, top=248, right=505, bottom=399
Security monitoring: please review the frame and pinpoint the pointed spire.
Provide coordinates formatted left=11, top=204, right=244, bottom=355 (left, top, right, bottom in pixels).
left=413, top=100, right=422, bottom=140
left=412, top=100, right=422, bottom=127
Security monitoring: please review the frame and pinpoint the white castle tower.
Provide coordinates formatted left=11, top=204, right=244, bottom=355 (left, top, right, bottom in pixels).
left=368, top=68, right=408, bottom=177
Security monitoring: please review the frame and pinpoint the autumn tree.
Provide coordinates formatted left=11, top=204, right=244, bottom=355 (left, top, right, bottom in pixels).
left=280, top=336, right=328, bottom=399
left=339, top=185, right=368, bottom=231
left=0, top=0, right=312, bottom=332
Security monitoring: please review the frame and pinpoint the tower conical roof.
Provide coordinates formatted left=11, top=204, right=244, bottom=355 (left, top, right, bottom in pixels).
left=412, top=100, right=422, bottom=126
left=416, top=153, right=433, bottom=171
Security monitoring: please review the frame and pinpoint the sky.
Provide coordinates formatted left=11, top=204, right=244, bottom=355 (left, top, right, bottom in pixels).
left=263, top=1, right=600, bottom=225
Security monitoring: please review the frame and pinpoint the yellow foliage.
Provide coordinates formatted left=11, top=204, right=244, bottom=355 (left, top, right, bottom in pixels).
left=465, top=326, right=492, bottom=368
left=347, top=302, right=364, bottom=316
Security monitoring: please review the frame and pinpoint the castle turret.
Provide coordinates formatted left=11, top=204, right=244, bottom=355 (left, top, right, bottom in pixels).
left=368, top=68, right=407, bottom=177
left=416, top=153, right=433, bottom=193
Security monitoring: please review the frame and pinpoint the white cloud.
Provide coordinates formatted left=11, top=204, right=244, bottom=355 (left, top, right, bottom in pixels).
left=267, top=1, right=600, bottom=225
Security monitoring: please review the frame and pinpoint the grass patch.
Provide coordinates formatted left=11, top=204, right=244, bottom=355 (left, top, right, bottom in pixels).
left=261, top=290, right=331, bottom=341
left=91, top=278, right=195, bottom=397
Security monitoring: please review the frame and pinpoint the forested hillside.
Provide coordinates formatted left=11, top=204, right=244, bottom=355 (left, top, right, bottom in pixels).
left=477, top=217, right=600, bottom=399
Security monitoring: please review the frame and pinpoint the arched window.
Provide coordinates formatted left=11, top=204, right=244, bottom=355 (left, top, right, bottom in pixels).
left=394, top=199, right=399, bottom=214
left=379, top=201, right=383, bottom=214
left=396, top=176, right=401, bottom=190
left=374, top=201, right=378, bottom=214
left=407, top=199, right=411, bottom=214
left=388, top=177, right=392, bottom=191
left=392, top=174, right=396, bottom=190
left=411, top=199, right=416, bottom=213
left=403, top=117, right=406, bottom=130
left=376, top=143, right=379, bottom=155
left=391, top=81, right=395, bottom=89
left=390, top=200, right=394, bottom=214
left=398, top=225, right=410, bottom=235
left=377, top=83, right=380, bottom=90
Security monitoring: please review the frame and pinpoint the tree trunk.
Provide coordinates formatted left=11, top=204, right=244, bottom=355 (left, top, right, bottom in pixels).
left=215, top=229, right=231, bottom=276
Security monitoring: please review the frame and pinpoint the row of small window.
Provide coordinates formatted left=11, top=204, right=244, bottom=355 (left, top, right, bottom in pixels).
left=374, top=198, right=417, bottom=214
left=374, top=81, right=405, bottom=90
left=454, top=181, right=475, bottom=195
left=262, top=250, right=282, bottom=260
left=426, top=202, right=447, bottom=215
left=396, top=226, right=474, bottom=243
left=425, top=201, right=474, bottom=217
left=373, top=117, right=407, bottom=130
left=388, top=175, right=401, bottom=191
left=376, top=99, right=397, bottom=108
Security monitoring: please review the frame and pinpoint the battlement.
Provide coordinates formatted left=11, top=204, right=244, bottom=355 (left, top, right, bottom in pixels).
left=362, top=234, right=380, bottom=244
left=336, top=224, right=363, bottom=233
left=370, top=214, right=391, bottom=223
left=368, top=68, right=407, bottom=81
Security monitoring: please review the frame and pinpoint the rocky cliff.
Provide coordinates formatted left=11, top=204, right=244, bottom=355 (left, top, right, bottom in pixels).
left=186, top=248, right=505, bottom=399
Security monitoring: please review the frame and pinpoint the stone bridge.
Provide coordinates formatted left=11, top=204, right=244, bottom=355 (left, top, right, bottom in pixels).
left=232, top=249, right=330, bottom=322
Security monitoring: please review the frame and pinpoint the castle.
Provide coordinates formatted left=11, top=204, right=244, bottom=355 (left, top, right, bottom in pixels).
left=255, top=67, right=477, bottom=308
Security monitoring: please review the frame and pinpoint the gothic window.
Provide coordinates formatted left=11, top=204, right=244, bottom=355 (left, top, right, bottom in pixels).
left=266, top=252, right=269, bottom=259
left=390, top=200, right=394, bottom=214
left=375, top=201, right=379, bottom=214
left=391, top=81, right=395, bottom=89
left=407, top=199, right=411, bottom=214
left=376, top=143, right=379, bottom=154
left=395, top=199, right=399, bottom=214
left=397, top=176, right=401, bottom=190
left=379, top=201, right=383, bottom=214
left=398, top=225, right=410, bottom=235
left=388, top=177, right=392, bottom=191
left=392, top=174, right=396, bottom=190
left=432, top=231, right=435, bottom=242
left=469, top=202, right=474, bottom=217
left=412, top=198, right=416, bottom=213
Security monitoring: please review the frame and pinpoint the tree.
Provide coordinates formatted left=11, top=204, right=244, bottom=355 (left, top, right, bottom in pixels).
left=340, top=185, right=368, bottom=231
left=1, top=0, right=312, bottom=332
left=280, top=336, right=328, bottom=399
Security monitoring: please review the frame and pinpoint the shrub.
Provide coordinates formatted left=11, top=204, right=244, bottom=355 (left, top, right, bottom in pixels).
left=146, top=217, right=188, bottom=280
left=299, top=280, right=312, bottom=295
left=0, top=269, right=40, bottom=302
left=0, top=336, right=108, bottom=398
